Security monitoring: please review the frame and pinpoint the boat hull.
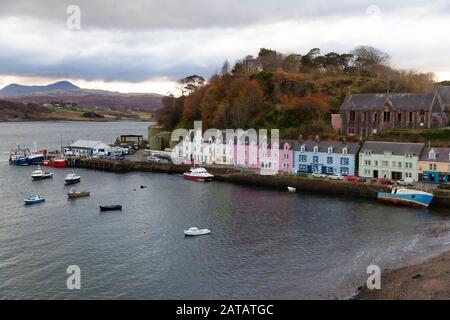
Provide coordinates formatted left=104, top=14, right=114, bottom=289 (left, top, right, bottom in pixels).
left=183, top=173, right=213, bottom=182
left=65, top=178, right=80, bottom=185
left=43, top=159, right=68, bottom=168
left=68, top=192, right=90, bottom=199
left=184, top=230, right=211, bottom=236
left=11, top=158, right=29, bottom=166
left=100, top=205, right=122, bottom=211
left=377, top=192, right=433, bottom=209
left=28, top=155, right=44, bottom=165
left=24, top=198, right=45, bottom=205
left=32, top=174, right=53, bottom=181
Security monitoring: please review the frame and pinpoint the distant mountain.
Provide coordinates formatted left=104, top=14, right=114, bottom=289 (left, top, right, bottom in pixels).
left=0, top=81, right=79, bottom=97
left=0, top=81, right=163, bottom=111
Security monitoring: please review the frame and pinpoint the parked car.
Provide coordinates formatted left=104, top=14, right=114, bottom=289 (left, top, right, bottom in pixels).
left=296, top=172, right=308, bottom=177
left=312, top=172, right=323, bottom=178
left=328, top=174, right=344, bottom=180
left=148, top=156, right=161, bottom=163
left=346, top=176, right=360, bottom=183
left=397, top=178, right=415, bottom=186
left=377, top=178, right=394, bottom=185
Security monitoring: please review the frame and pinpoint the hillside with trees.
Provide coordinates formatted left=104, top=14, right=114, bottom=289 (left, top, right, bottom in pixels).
left=157, top=46, right=437, bottom=139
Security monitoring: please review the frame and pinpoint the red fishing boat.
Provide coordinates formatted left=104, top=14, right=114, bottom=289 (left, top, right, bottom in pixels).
left=183, top=167, right=214, bottom=182
left=42, top=158, right=68, bottom=168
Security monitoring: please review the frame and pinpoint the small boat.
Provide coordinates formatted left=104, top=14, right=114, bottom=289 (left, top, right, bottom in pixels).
left=68, top=188, right=90, bottom=199
left=183, top=167, right=214, bottom=182
left=24, top=195, right=45, bottom=205
left=184, top=227, right=211, bottom=236
left=31, top=166, right=53, bottom=180
left=140, top=185, right=147, bottom=189
left=100, top=205, right=122, bottom=211
left=377, top=187, right=433, bottom=209
left=65, top=173, right=81, bottom=185
left=287, top=186, right=296, bottom=192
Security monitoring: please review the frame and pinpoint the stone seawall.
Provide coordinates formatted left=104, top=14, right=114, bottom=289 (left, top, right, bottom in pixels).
left=70, top=158, right=450, bottom=208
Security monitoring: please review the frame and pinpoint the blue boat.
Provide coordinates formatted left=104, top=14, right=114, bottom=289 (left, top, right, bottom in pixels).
left=10, top=155, right=29, bottom=166
left=24, top=195, right=46, bottom=205
left=27, top=154, right=44, bottom=165
left=377, top=187, right=433, bottom=209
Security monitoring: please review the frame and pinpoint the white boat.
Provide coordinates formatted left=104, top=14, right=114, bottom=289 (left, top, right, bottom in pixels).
left=65, top=173, right=81, bottom=185
left=183, top=167, right=214, bottom=182
left=287, top=186, right=296, bottom=192
left=31, top=165, right=53, bottom=180
left=377, top=187, right=434, bottom=209
left=184, top=227, right=211, bottom=236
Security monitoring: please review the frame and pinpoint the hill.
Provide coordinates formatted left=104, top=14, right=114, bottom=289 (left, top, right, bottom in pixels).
left=0, top=81, right=163, bottom=111
left=156, top=46, right=437, bottom=139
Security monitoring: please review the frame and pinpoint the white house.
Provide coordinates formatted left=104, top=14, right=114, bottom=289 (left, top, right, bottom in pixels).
left=68, top=140, right=111, bottom=156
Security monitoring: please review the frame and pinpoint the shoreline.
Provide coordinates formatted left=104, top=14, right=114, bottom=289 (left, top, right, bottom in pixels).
left=353, top=249, right=450, bottom=299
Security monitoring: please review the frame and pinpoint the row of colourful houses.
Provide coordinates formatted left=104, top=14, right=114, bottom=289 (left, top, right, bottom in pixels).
left=172, top=129, right=450, bottom=183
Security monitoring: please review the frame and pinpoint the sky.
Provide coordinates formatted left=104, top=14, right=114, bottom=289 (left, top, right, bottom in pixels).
left=1, top=0, right=450, bottom=95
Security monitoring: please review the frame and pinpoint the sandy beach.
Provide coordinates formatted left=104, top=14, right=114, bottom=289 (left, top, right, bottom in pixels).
left=354, top=250, right=450, bottom=299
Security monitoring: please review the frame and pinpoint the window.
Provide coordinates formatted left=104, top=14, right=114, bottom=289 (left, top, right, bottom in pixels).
left=328, top=147, right=333, bottom=154
left=327, top=157, right=333, bottom=164
left=340, top=158, right=349, bottom=166
left=350, top=110, right=356, bottom=121
left=300, top=145, right=305, bottom=152
left=374, top=113, right=377, bottom=122
left=398, top=162, right=402, bottom=168
left=348, top=128, right=355, bottom=135
left=383, top=111, right=390, bottom=122
left=313, top=156, right=319, bottom=163
left=342, top=147, right=348, bottom=155
left=405, top=162, right=412, bottom=169
left=364, top=169, right=371, bottom=175
left=382, top=161, right=389, bottom=167
left=398, top=112, right=402, bottom=122
left=299, top=155, right=307, bottom=162
left=409, top=112, right=413, bottom=122
left=340, top=167, right=349, bottom=175
left=365, top=160, right=371, bottom=166
left=298, top=165, right=308, bottom=172
left=363, top=112, right=367, bottom=121
left=405, top=172, right=412, bottom=178
left=314, top=146, right=318, bottom=153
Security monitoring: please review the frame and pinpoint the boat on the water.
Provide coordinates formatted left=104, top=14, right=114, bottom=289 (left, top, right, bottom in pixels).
left=65, top=173, right=81, bottom=185
left=287, top=186, right=296, bottom=192
left=43, top=158, right=68, bottom=168
left=377, top=187, right=433, bottom=209
left=24, top=195, right=45, bottom=205
left=27, top=153, right=44, bottom=165
left=183, top=167, right=214, bottom=182
left=10, top=154, right=29, bottom=166
left=68, top=187, right=90, bottom=199
left=31, top=166, right=53, bottom=180
left=100, top=205, right=122, bottom=211
left=184, top=227, right=211, bottom=236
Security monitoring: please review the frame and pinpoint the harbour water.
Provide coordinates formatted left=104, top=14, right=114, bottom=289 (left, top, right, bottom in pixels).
left=1, top=121, right=450, bottom=299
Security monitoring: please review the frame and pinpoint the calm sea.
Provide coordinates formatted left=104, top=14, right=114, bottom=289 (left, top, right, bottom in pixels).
left=0, top=121, right=449, bottom=299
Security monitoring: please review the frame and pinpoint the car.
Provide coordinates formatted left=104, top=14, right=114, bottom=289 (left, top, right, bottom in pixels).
left=148, top=156, right=161, bottom=163
left=312, top=172, right=322, bottom=178
left=328, top=174, right=344, bottom=180
left=377, top=178, right=394, bottom=185
left=296, top=172, right=308, bottom=177
left=346, top=176, right=360, bottom=183
left=397, top=178, right=415, bottom=186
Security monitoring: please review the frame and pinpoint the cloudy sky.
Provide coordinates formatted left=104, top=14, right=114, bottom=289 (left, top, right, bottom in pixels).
left=1, top=0, right=450, bottom=94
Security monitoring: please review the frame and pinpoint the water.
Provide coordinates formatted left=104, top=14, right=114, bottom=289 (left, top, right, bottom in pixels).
left=0, top=121, right=450, bottom=299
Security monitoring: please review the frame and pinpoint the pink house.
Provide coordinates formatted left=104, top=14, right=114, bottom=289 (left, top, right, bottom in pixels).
left=278, top=140, right=294, bottom=173
left=234, top=141, right=260, bottom=169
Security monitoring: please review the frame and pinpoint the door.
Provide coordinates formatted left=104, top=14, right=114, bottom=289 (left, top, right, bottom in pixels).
left=373, top=170, right=378, bottom=178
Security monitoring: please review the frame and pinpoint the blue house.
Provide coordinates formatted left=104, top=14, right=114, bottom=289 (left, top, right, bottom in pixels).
left=292, top=141, right=360, bottom=176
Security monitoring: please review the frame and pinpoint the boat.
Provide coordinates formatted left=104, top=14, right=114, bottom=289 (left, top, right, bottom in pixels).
left=184, top=227, right=211, bottom=236
left=140, top=185, right=148, bottom=189
left=65, top=173, right=81, bottom=185
left=377, top=187, right=434, bottom=209
left=27, top=153, right=44, bottom=165
left=287, top=186, right=296, bottom=192
left=43, top=158, right=68, bottom=168
left=100, top=205, right=122, bottom=211
left=183, top=167, right=214, bottom=182
left=67, top=188, right=90, bottom=199
left=31, top=165, right=53, bottom=180
left=9, top=148, right=29, bottom=166
left=24, top=195, right=45, bottom=205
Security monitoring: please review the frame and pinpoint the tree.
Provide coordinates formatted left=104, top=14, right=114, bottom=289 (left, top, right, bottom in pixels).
left=221, top=60, right=230, bottom=75
left=178, top=75, right=205, bottom=96
left=351, top=46, right=390, bottom=71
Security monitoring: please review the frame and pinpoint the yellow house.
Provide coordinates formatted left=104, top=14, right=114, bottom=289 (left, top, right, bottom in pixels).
left=418, top=147, right=450, bottom=183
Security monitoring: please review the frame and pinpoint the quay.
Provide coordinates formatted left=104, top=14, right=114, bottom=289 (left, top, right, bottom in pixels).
left=69, top=158, right=450, bottom=208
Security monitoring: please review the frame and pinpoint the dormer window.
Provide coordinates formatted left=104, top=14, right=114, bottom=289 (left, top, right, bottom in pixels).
left=342, top=147, right=348, bottom=155
left=300, top=145, right=305, bottom=152
left=429, top=149, right=436, bottom=160
left=314, top=146, right=318, bottom=153
left=328, top=147, right=333, bottom=154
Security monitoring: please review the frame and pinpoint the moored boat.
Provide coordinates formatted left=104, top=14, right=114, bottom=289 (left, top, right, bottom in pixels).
left=65, top=173, right=81, bottom=185
left=183, top=167, right=214, bottom=182
left=68, top=187, right=90, bottom=199
left=377, top=187, right=433, bottom=209
left=184, top=227, right=211, bottom=236
left=31, top=166, right=53, bottom=180
left=43, top=158, right=68, bottom=168
left=27, top=153, right=44, bottom=165
left=100, top=205, right=122, bottom=211
left=24, top=195, right=45, bottom=205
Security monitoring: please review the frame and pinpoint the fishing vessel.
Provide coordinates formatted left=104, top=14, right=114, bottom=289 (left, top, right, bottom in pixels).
left=31, top=166, right=53, bottom=180
left=27, top=143, right=45, bottom=165
left=9, top=147, right=29, bottom=166
left=184, top=227, right=211, bottom=236
left=67, top=188, right=90, bottom=199
left=377, top=187, right=433, bottom=209
left=43, top=158, right=68, bottom=168
left=183, top=167, right=214, bottom=182
left=24, top=195, right=45, bottom=205
left=65, top=173, right=81, bottom=185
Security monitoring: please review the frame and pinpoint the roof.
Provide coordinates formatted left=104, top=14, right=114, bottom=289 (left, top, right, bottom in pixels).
left=341, top=93, right=435, bottom=111
left=420, top=147, right=450, bottom=163
left=360, top=141, right=424, bottom=156
left=290, top=140, right=361, bottom=154
left=437, top=86, right=450, bottom=105
left=70, top=140, right=110, bottom=149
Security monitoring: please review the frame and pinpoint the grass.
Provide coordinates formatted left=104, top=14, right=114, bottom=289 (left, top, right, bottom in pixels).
left=378, top=128, right=450, bottom=146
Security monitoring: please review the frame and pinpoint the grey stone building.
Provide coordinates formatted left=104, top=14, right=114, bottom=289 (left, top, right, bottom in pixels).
left=339, top=89, right=448, bottom=136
